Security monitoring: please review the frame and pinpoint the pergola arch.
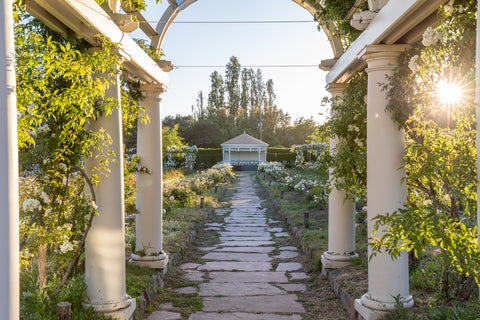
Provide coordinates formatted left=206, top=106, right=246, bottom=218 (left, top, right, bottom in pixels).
left=151, top=0, right=344, bottom=58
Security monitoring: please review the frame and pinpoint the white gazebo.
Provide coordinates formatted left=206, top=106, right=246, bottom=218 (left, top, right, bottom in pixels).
left=221, top=133, right=268, bottom=166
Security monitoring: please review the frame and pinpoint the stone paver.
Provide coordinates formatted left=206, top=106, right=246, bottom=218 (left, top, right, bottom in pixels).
left=276, top=262, right=303, bottom=272
left=289, top=272, right=310, bottom=280
left=279, top=246, right=299, bottom=251
left=274, top=251, right=300, bottom=259
left=213, top=246, right=275, bottom=253
left=147, top=311, right=182, bottom=320
left=219, top=240, right=275, bottom=246
left=278, top=283, right=307, bottom=292
left=198, top=261, right=272, bottom=271
left=208, top=271, right=289, bottom=283
left=172, top=173, right=308, bottom=319
left=189, top=312, right=303, bottom=320
left=199, top=282, right=285, bottom=296
left=202, top=295, right=306, bottom=313
left=201, top=252, right=272, bottom=262
left=182, top=270, right=204, bottom=281
left=219, top=236, right=272, bottom=241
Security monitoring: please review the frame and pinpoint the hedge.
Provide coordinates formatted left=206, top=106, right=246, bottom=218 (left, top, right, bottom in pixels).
left=194, top=147, right=296, bottom=169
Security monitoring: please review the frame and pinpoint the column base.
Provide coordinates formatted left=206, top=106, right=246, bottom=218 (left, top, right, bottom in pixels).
left=355, top=293, right=414, bottom=320
left=84, top=296, right=136, bottom=320
left=130, top=252, right=169, bottom=273
left=321, top=251, right=358, bottom=276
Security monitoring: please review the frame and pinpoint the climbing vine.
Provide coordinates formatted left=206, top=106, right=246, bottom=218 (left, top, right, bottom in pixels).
left=370, top=0, right=479, bottom=300
left=320, top=72, right=367, bottom=202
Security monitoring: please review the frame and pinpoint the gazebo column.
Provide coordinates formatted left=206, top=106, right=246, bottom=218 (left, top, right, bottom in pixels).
left=0, top=1, right=19, bottom=318
left=85, top=66, right=135, bottom=318
left=355, top=44, right=412, bottom=319
left=321, top=83, right=357, bottom=274
left=130, top=83, right=169, bottom=270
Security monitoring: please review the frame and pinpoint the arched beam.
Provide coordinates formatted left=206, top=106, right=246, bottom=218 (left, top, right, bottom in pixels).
left=151, top=0, right=343, bottom=58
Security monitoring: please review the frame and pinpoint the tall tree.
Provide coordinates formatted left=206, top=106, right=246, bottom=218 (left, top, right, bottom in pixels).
left=225, top=56, right=241, bottom=124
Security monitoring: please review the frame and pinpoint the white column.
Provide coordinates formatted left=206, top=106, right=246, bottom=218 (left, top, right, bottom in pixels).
left=0, top=1, right=19, bottom=318
left=229, top=147, right=231, bottom=163
left=130, top=84, right=168, bottom=270
left=258, top=147, right=261, bottom=163
left=355, top=45, right=412, bottom=320
left=321, top=83, right=357, bottom=274
left=85, top=67, right=135, bottom=318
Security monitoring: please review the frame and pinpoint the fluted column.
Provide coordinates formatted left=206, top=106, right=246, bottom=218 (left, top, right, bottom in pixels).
left=0, top=1, right=19, bottom=318
left=130, top=83, right=169, bottom=270
left=355, top=44, right=413, bottom=320
left=321, top=84, right=357, bottom=275
left=85, top=67, right=135, bottom=319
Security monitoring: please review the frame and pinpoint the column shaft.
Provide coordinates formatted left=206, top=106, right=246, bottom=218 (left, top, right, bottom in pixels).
left=356, top=45, right=412, bottom=319
left=85, top=69, right=135, bottom=316
left=322, top=83, right=357, bottom=272
left=0, top=1, right=19, bottom=318
left=131, top=84, right=168, bottom=270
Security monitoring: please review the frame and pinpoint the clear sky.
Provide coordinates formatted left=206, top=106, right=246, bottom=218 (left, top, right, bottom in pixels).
left=131, top=0, right=333, bottom=123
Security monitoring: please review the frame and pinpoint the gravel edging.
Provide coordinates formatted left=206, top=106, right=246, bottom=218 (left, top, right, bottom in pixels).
left=256, top=174, right=358, bottom=320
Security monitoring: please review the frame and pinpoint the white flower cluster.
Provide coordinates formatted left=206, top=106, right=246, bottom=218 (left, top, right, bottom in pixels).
left=58, top=163, right=68, bottom=172
left=291, top=143, right=328, bottom=166
left=22, top=198, right=42, bottom=212
left=408, top=55, right=420, bottom=73
left=348, top=125, right=360, bottom=132
left=443, top=0, right=455, bottom=14
left=259, top=162, right=328, bottom=206
left=34, top=190, right=49, bottom=203
left=164, top=145, right=199, bottom=170
left=354, top=138, right=363, bottom=147
left=422, top=27, right=442, bottom=47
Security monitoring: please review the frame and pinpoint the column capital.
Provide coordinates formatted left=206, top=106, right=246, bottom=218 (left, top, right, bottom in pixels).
left=140, top=83, right=167, bottom=103
left=358, top=44, right=410, bottom=73
left=326, top=82, right=348, bottom=97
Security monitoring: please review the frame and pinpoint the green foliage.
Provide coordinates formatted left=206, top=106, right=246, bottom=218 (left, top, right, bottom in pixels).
left=426, top=303, right=480, bottom=320
left=370, top=0, right=479, bottom=300
left=20, top=273, right=109, bottom=319
left=320, top=72, right=367, bottom=201
left=316, top=0, right=363, bottom=48
left=196, top=148, right=223, bottom=169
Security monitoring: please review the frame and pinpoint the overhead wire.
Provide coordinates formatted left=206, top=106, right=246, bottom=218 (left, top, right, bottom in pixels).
left=173, top=65, right=320, bottom=69
left=138, top=19, right=354, bottom=24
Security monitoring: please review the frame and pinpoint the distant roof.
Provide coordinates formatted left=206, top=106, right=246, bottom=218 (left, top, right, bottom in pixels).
left=221, top=133, right=269, bottom=146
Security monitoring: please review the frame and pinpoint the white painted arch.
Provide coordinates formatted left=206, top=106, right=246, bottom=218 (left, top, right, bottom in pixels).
left=151, top=0, right=344, bottom=58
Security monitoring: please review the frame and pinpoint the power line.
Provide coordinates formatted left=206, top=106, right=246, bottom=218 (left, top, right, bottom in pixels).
left=141, top=19, right=352, bottom=24
left=174, top=65, right=320, bottom=69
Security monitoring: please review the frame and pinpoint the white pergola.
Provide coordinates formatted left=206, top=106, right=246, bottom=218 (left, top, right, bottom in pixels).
left=221, top=133, right=268, bottom=166
left=1, top=0, right=480, bottom=319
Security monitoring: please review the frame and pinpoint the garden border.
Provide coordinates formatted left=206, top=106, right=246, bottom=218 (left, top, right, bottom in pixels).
left=132, top=193, right=223, bottom=319
left=255, top=174, right=358, bottom=320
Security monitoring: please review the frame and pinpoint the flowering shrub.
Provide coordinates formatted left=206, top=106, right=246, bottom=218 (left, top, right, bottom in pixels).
left=290, top=143, right=328, bottom=167
left=162, top=163, right=234, bottom=213
left=163, top=145, right=199, bottom=170
left=259, top=162, right=328, bottom=207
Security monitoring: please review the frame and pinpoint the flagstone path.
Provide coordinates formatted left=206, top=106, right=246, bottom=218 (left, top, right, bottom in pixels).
left=148, top=172, right=311, bottom=320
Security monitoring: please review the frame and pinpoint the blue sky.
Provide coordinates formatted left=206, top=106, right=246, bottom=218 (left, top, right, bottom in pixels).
left=132, top=0, right=333, bottom=123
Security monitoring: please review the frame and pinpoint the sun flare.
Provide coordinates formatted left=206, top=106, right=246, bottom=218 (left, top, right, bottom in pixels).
left=437, top=80, right=462, bottom=105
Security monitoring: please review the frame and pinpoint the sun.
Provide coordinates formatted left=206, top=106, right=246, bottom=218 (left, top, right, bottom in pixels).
left=437, top=80, right=462, bottom=105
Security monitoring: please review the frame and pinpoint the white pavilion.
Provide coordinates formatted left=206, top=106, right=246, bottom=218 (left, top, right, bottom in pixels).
left=221, top=132, right=268, bottom=166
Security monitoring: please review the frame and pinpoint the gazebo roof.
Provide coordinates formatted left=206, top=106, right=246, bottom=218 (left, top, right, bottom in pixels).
left=221, top=133, right=269, bottom=147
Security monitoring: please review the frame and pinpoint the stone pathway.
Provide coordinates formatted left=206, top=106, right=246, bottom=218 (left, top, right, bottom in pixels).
left=148, top=172, right=309, bottom=320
